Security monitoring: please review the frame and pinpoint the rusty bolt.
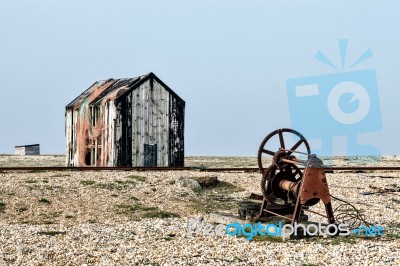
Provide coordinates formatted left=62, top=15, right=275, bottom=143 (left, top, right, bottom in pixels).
left=322, top=178, right=327, bottom=183
left=313, top=191, right=318, bottom=196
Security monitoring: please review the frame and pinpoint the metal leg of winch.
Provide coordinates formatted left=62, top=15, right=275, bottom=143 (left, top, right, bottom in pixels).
left=259, top=198, right=268, bottom=217
left=324, top=202, right=335, bottom=224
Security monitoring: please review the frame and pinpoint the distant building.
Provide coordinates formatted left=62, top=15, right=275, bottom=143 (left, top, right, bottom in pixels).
left=15, top=144, right=40, bottom=155
left=65, top=72, right=185, bottom=167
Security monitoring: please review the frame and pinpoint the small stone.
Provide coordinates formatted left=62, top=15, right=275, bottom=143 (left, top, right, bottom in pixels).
left=176, top=177, right=201, bottom=191
left=192, top=176, right=219, bottom=188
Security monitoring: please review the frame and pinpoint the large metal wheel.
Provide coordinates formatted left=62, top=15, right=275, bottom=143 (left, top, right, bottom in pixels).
left=261, top=163, right=303, bottom=207
left=258, top=128, right=312, bottom=207
left=257, top=128, right=311, bottom=174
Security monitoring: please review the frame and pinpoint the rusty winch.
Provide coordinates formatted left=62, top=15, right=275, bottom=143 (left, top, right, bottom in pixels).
left=238, top=128, right=335, bottom=225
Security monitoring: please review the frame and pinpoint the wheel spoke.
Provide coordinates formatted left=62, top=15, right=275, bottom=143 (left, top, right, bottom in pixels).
left=261, top=149, right=275, bottom=156
left=288, top=139, right=304, bottom=154
left=278, top=129, right=285, bottom=149
left=258, top=128, right=310, bottom=174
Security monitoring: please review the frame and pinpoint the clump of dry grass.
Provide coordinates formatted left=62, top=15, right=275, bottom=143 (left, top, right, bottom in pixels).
left=0, top=200, right=5, bottom=213
left=115, top=203, right=179, bottom=220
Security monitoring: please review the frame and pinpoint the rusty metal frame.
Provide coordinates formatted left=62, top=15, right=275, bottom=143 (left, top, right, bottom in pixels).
left=291, top=166, right=335, bottom=225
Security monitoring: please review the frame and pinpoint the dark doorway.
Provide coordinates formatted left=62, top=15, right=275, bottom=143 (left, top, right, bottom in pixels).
left=85, top=151, right=91, bottom=166
left=144, top=144, right=157, bottom=167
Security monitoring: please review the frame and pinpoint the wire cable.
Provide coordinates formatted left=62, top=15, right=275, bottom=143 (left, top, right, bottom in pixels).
left=330, top=194, right=372, bottom=229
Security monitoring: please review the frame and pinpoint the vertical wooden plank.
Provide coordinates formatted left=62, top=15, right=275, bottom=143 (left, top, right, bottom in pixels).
left=151, top=80, right=156, bottom=146
left=138, top=81, right=149, bottom=166
left=138, top=85, right=142, bottom=166
left=105, top=101, right=115, bottom=166
left=165, top=87, right=170, bottom=166
left=114, top=99, right=123, bottom=166
left=93, top=106, right=98, bottom=166
left=155, top=80, right=160, bottom=166
left=148, top=80, right=153, bottom=148
left=131, top=88, right=136, bottom=166
left=127, top=91, right=133, bottom=166
left=164, top=85, right=168, bottom=166
left=100, top=104, right=103, bottom=166
left=136, top=85, right=141, bottom=166
left=145, top=80, right=151, bottom=166
left=109, top=101, right=116, bottom=166
left=94, top=139, right=98, bottom=166
left=108, top=103, right=111, bottom=166
left=152, top=79, right=170, bottom=166
left=65, top=109, right=72, bottom=166
left=106, top=102, right=110, bottom=166
left=144, top=81, right=149, bottom=158
left=153, top=79, right=161, bottom=166
left=167, top=92, right=184, bottom=167
left=72, top=110, right=79, bottom=166
left=103, top=102, right=107, bottom=166
left=155, top=80, right=163, bottom=166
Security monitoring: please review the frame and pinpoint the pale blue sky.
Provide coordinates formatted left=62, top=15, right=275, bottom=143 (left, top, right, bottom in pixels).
left=0, top=1, right=399, bottom=156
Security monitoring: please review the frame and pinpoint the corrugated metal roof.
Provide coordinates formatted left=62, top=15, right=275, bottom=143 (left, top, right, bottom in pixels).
left=65, top=79, right=116, bottom=109
left=66, top=72, right=185, bottom=109
left=65, top=74, right=149, bottom=109
left=90, top=76, right=144, bottom=106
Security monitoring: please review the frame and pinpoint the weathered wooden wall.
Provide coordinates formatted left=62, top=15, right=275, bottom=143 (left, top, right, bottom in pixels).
left=169, top=93, right=185, bottom=166
left=131, top=79, right=170, bottom=166
left=115, top=89, right=132, bottom=166
left=115, top=79, right=170, bottom=166
left=65, top=107, right=82, bottom=166
left=71, top=109, right=79, bottom=165
left=101, top=101, right=117, bottom=166
left=65, top=109, right=73, bottom=165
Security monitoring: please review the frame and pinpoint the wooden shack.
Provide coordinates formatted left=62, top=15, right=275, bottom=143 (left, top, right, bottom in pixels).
left=15, top=144, right=40, bottom=155
left=65, top=73, right=185, bottom=167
